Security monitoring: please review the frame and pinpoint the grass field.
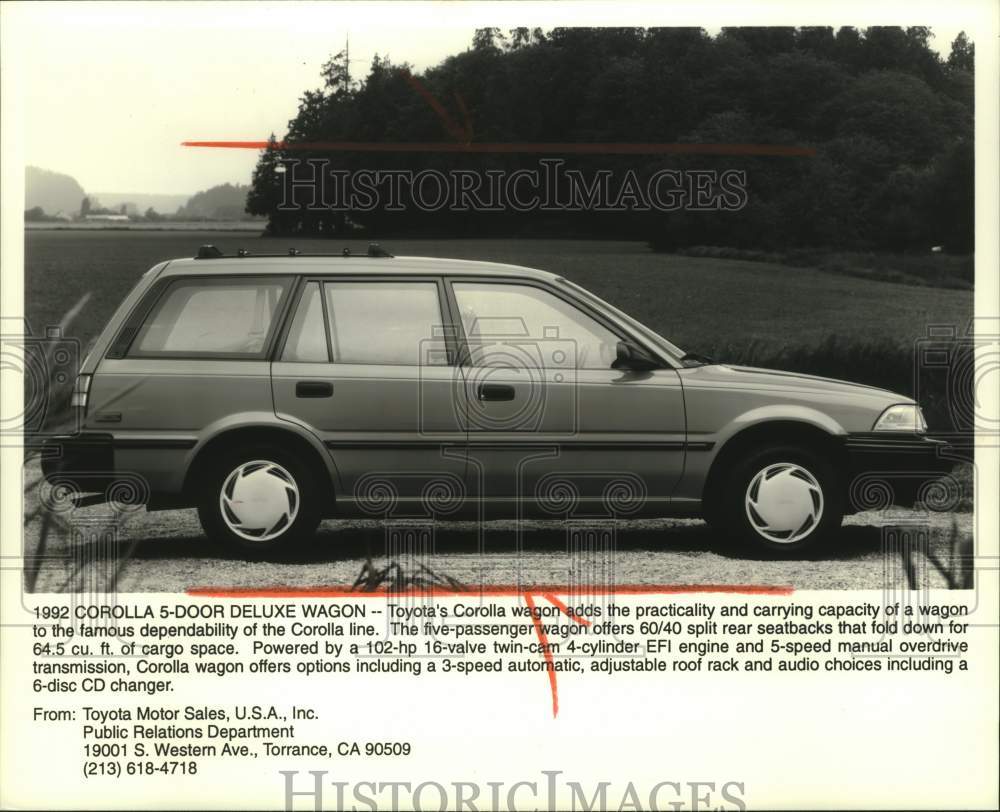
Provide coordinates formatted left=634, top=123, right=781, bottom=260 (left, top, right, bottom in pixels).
left=25, top=231, right=972, bottom=357
left=665, top=245, right=973, bottom=290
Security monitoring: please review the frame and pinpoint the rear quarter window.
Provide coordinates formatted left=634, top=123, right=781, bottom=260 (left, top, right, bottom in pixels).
left=129, top=276, right=290, bottom=358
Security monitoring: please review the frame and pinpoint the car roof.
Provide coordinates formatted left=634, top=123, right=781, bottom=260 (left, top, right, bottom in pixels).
left=159, top=255, right=561, bottom=282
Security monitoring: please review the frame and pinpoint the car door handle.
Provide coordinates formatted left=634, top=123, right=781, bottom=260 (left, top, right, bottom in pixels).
left=478, top=383, right=516, bottom=401
left=295, top=381, right=333, bottom=398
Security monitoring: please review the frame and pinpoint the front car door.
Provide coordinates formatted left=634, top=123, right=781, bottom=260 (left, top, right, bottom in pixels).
left=447, top=278, right=686, bottom=520
left=271, top=276, right=467, bottom=517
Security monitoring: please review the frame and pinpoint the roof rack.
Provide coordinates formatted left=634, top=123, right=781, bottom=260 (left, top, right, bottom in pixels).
left=194, top=243, right=394, bottom=260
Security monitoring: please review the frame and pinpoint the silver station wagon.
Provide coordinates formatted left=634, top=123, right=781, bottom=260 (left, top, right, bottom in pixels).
left=43, top=245, right=952, bottom=557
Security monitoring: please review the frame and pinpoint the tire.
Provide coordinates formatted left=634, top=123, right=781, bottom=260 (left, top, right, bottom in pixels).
left=196, top=443, right=322, bottom=559
left=713, top=443, right=843, bottom=555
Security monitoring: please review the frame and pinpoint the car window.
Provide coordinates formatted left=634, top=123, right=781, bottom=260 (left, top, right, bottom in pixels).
left=557, top=277, right=685, bottom=360
left=132, top=277, right=288, bottom=357
left=452, top=282, right=620, bottom=370
left=282, top=282, right=328, bottom=362
left=324, top=281, right=445, bottom=366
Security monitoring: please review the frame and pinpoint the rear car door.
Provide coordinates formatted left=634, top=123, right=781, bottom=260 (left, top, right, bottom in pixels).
left=271, top=276, right=467, bottom=514
left=448, top=279, right=686, bottom=517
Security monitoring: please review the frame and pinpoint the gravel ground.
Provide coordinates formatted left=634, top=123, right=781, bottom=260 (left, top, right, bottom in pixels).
left=23, top=495, right=974, bottom=594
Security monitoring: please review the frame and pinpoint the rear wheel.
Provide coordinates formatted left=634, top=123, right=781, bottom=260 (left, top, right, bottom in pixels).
left=711, top=444, right=843, bottom=554
left=196, top=444, right=322, bottom=559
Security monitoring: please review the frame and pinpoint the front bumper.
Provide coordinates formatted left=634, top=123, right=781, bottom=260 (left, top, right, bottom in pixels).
left=843, top=432, right=959, bottom=510
left=40, top=433, right=116, bottom=492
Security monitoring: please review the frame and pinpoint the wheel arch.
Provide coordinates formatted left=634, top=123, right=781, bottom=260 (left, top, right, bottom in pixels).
left=702, top=419, right=847, bottom=516
left=182, top=424, right=337, bottom=513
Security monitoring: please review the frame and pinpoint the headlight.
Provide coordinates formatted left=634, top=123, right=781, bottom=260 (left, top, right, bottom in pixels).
left=872, top=404, right=927, bottom=433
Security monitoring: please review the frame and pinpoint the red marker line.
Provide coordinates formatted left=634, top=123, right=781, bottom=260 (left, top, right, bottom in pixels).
left=181, top=140, right=815, bottom=157
left=400, top=70, right=472, bottom=143
left=542, top=593, right=591, bottom=627
left=523, top=592, right=559, bottom=718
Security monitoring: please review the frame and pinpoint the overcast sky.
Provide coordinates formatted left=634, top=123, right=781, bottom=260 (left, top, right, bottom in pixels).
left=13, top=4, right=477, bottom=194
left=7, top=2, right=970, bottom=196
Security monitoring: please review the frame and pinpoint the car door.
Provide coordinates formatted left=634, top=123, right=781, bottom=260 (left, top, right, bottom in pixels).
left=448, top=279, right=686, bottom=519
left=271, top=276, right=467, bottom=516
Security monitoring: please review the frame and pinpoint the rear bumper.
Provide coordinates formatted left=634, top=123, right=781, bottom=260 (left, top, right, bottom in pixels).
left=40, top=433, right=116, bottom=492
left=40, top=432, right=198, bottom=508
left=844, top=432, right=958, bottom=510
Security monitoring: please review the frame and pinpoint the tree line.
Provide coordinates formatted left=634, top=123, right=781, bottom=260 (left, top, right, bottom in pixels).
left=247, top=26, right=974, bottom=252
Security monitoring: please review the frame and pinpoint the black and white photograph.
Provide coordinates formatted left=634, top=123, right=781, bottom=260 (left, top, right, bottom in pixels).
left=1, top=1, right=997, bottom=810
left=16, top=15, right=984, bottom=591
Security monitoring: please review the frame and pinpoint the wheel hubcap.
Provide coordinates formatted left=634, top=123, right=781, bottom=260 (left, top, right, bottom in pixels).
left=220, top=460, right=299, bottom=542
left=745, top=462, right=823, bottom=544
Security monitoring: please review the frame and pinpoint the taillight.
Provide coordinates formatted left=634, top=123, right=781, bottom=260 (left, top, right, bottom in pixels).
left=71, top=374, right=91, bottom=413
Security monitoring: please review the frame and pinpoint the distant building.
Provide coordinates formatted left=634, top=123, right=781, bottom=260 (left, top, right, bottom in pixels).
left=84, top=214, right=130, bottom=222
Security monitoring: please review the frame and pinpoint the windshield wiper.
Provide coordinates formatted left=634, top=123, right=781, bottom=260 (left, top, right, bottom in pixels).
left=679, top=352, right=714, bottom=367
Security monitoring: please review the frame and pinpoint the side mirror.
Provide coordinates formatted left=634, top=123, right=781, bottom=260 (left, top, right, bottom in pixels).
left=613, top=340, right=660, bottom=371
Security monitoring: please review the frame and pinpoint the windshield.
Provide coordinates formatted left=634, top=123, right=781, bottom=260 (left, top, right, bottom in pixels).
left=557, top=277, right=687, bottom=361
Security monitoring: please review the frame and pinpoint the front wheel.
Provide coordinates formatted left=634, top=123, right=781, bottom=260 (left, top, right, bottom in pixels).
left=713, top=445, right=843, bottom=554
left=196, top=444, right=322, bottom=559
